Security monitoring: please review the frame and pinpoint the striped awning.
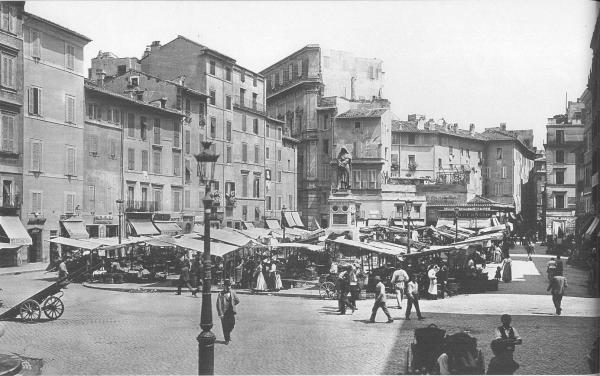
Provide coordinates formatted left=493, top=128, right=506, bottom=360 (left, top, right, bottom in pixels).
left=60, top=219, right=89, bottom=239
left=0, top=216, right=32, bottom=246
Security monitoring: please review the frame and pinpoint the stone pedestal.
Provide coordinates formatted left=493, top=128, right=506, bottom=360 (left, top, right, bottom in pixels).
left=329, top=190, right=359, bottom=240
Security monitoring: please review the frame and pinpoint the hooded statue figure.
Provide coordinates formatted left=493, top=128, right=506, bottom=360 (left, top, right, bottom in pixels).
left=337, top=148, right=352, bottom=190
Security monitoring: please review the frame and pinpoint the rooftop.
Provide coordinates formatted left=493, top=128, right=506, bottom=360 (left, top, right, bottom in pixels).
left=24, top=12, right=91, bottom=42
left=391, top=120, right=488, bottom=141
left=337, top=108, right=388, bottom=119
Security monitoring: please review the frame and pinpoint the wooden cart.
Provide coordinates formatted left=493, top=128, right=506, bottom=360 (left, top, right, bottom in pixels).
left=0, top=279, right=68, bottom=322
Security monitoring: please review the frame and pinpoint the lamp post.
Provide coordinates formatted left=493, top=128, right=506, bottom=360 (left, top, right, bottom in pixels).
left=195, top=141, right=219, bottom=375
left=454, top=207, right=460, bottom=243
left=116, top=199, right=124, bottom=245
left=405, top=200, right=413, bottom=254
left=281, top=204, right=286, bottom=243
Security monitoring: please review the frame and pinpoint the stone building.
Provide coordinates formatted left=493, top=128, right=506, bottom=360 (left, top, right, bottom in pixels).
left=544, top=100, right=585, bottom=237
left=532, top=149, right=547, bottom=239
left=89, top=50, right=140, bottom=79
left=21, top=11, right=90, bottom=265
left=574, top=89, right=593, bottom=225
left=132, top=36, right=297, bottom=229
left=261, top=45, right=384, bottom=228
left=0, top=2, right=31, bottom=267
left=589, top=11, right=600, bottom=218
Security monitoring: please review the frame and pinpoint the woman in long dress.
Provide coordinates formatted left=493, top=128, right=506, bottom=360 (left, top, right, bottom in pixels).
left=501, top=256, right=512, bottom=283
left=254, top=262, right=267, bottom=291
left=428, top=265, right=439, bottom=299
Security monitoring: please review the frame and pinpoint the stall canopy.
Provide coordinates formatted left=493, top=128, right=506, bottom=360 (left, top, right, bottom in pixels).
left=158, top=235, right=238, bottom=258
left=0, top=216, right=32, bottom=245
left=331, top=238, right=405, bottom=256
left=198, top=228, right=255, bottom=247
left=265, top=219, right=281, bottom=230
left=153, top=221, right=183, bottom=236
left=48, top=237, right=99, bottom=250
left=60, top=219, right=89, bottom=239
left=478, top=225, right=506, bottom=235
left=452, top=232, right=504, bottom=246
left=271, top=242, right=323, bottom=252
left=128, top=219, right=160, bottom=236
left=283, top=211, right=304, bottom=228
left=585, top=217, right=600, bottom=238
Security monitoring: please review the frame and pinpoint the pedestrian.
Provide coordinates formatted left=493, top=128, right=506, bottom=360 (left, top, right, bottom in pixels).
left=348, top=264, right=360, bottom=307
left=437, top=265, right=448, bottom=299
left=547, top=272, right=567, bottom=315
left=369, top=276, right=393, bottom=323
left=547, top=257, right=557, bottom=281
left=495, top=266, right=502, bottom=281
left=216, top=279, right=239, bottom=345
left=555, top=255, right=564, bottom=276
left=253, top=261, right=267, bottom=292
left=494, top=314, right=522, bottom=346
left=405, top=274, right=425, bottom=320
left=191, top=252, right=202, bottom=289
left=234, top=258, right=243, bottom=287
left=427, top=265, right=439, bottom=300
left=524, top=236, right=533, bottom=261
left=493, top=243, right=503, bottom=263
left=176, top=259, right=198, bottom=297
left=487, top=338, right=520, bottom=375
left=390, top=263, right=409, bottom=309
left=58, top=258, right=68, bottom=280
left=501, top=255, right=512, bottom=283
left=338, top=268, right=356, bottom=315
left=269, top=258, right=277, bottom=291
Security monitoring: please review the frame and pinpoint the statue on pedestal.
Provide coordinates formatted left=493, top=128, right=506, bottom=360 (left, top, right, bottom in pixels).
left=336, top=148, right=352, bottom=190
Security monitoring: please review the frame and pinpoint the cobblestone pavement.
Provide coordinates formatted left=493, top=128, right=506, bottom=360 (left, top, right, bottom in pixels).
left=0, top=270, right=598, bottom=375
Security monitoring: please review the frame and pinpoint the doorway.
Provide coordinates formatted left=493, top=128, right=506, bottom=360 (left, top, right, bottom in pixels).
left=28, top=229, right=42, bottom=263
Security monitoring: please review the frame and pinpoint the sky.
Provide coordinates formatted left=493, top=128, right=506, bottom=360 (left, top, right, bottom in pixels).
left=27, top=0, right=598, bottom=148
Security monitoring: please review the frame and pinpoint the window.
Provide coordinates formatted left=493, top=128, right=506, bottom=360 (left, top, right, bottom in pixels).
left=242, top=143, right=247, bottom=162
left=210, top=117, right=216, bottom=138
left=278, top=149, right=282, bottom=161
left=65, top=44, right=75, bottom=70
left=31, top=191, right=42, bottom=213
left=353, top=170, right=362, bottom=189
left=277, top=171, right=282, bottom=182
left=28, top=87, right=42, bottom=115
left=368, top=170, right=377, bottom=189
left=242, top=114, right=247, bottom=132
left=254, top=145, right=259, bottom=163
left=408, top=155, right=415, bottom=167
left=226, top=95, right=232, bottom=110
left=241, top=69, right=246, bottom=82
left=154, top=189, right=162, bottom=211
left=392, top=133, right=401, bottom=144
left=86, top=186, right=94, bottom=212
left=466, top=149, right=470, bottom=157
left=173, top=151, right=181, bottom=176
left=253, top=118, right=259, bottom=134
left=184, top=190, right=191, bottom=209
left=30, top=29, right=41, bottom=58
left=555, top=150, right=565, bottom=163
left=556, top=130, right=565, bottom=144
left=242, top=205, right=248, bottom=221
left=153, top=150, right=161, bottom=174
left=494, top=183, right=502, bottom=196
left=226, top=121, right=232, bottom=141
left=209, top=90, right=216, bottom=106
left=266, top=196, right=272, bottom=211
left=460, top=148, right=463, bottom=156
left=501, top=166, right=507, bottom=179
left=226, top=146, right=232, bottom=163
left=185, top=130, right=190, bottom=154
left=265, top=124, right=270, bottom=138
left=1, top=114, right=14, bottom=152
left=127, top=113, right=135, bottom=137
left=354, top=121, right=361, bottom=133
left=556, top=170, right=565, bottom=185
left=323, top=114, right=329, bottom=130
left=449, top=146, right=454, bottom=156
left=323, top=139, right=329, bottom=155
left=297, top=60, right=303, bottom=77
left=289, top=195, right=293, bottom=210
left=174, top=121, right=180, bottom=147
left=66, top=146, right=76, bottom=176
left=277, top=196, right=282, bottom=210
left=253, top=75, right=257, bottom=87
left=438, top=158, right=442, bottom=169
left=278, top=127, right=282, bottom=140
left=153, top=118, right=160, bottom=144
left=270, top=74, right=275, bottom=89
left=1, top=53, right=15, bottom=88
left=225, top=67, right=231, bottom=81
left=89, top=135, right=98, bottom=156
left=266, top=147, right=270, bottom=160
left=171, top=190, right=181, bottom=212
left=127, top=148, right=135, bottom=170
left=0, top=4, right=14, bottom=33
left=209, top=60, right=216, bottom=75
left=142, top=150, right=148, bottom=171
left=253, top=177, right=260, bottom=198
left=496, top=147, right=503, bottom=160
left=242, top=173, right=248, bottom=197
left=555, top=194, right=565, bottom=209
left=31, top=140, right=42, bottom=171
left=408, top=134, right=416, bottom=145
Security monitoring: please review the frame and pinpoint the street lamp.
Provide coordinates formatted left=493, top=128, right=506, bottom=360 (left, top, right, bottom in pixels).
left=194, top=141, right=219, bottom=375
left=116, top=199, right=124, bottom=245
left=281, top=204, right=287, bottom=243
left=405, top=200, right=413, bottom=254
left=454, top=207, right=460, bottom=243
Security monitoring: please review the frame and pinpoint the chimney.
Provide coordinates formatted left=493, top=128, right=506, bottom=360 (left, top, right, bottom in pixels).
left=159, top=97, right=167, bottom=109
left=350, top=76, right=356, bottom=100
left=416, top=118, right=425, bottom=130
left=142, top=46, right=151, bottom=59
left=500, top=122, right=506, bottom=131
left=95, top=69, right=105, bottom=86
left=408, top=114, right=416, bottom=122
left=469, top=123, right=475, bottom=135
left=453, top=123, right=458, bottom=132
left=150, top=41, right=161, bottom=52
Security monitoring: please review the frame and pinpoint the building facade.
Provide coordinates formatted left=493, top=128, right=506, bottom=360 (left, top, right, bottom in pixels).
left=21, top=12, right=90, bottom=264
left=590, top=12, right=600, bottom=219
left=261, top=45, right=385, bottom=228
left=544, top=102, right=585, bottom=238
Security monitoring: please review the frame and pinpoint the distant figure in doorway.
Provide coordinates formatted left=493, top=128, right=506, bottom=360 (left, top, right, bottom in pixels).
left=216, top=279, right=239, bottom=345
left=336, top=148, right=352, bottom=190
left=547, top=273, right=567, bottom=315
left=501, top=255, right=512, bottom=283
left=369, top=276, right=393, bottom=323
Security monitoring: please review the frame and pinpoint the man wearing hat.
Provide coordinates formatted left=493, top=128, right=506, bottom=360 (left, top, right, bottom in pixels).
left=216, top=279, right=239, bottom=345
left=369, top=275, right=393, bottom=323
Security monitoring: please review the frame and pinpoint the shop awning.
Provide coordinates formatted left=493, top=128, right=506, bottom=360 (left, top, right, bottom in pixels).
left=271, top=242, right=324, bottom=252
left=198, top=228, right=255, bottom=247
left=585, top=217, right=600, bottom=237
left=154, top=221, right=183, bottom=235
left=331, top=238, right=404, bottom=256
left=128, top=220, right=159, bottom=236
left=0, top=216, right=32, bottom=246
left=478, top=225, right=506, bottom=235
left=174, top=235, right=206, bottom=251
left=47, top=237, right=99, bottom=250
left=61, top=219, right=89, bottom=239
left=291, top=212, right=304, bottom=228
left=265, top=219, right=281, bottom=230
left=243, top=221, right=255, bottom=230
left=283, top=211, right=304, bottom=228
left=0, top=242, right=22, bottom=250
left=452, top=232, right=504, bottom=246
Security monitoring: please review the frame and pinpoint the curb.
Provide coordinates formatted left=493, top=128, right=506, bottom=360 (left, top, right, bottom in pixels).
left=82, top=282, right=222, bottom=294
left=0, top=268, right=47, bottom=277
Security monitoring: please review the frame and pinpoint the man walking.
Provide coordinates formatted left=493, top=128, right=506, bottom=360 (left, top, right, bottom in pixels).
left=176, top=258, right=198, bottom=297
left=216, top=279, right=239, bottom=345
left=391, top=264, right=409, bottom=309
left=405, top=274, right=425, bottom=320
left=338, top=268, right=356, bottom=315
left=369, top=276, right=393, bottom=323
left=547, top=272, right=567, bottom=315
left=348, top=264, right=360, bottom=309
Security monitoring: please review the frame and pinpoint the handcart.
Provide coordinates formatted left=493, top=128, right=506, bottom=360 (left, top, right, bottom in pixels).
left=0, top=278, right=68, bottom=322
left=405, top=325, right=485, bottom=374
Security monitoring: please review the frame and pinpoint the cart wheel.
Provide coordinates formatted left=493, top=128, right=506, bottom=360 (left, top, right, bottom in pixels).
left=405, top=345, right=413, bottom=374
left=19, top=299, right=41, bottom=322
left=319, top=282, right=336, bottom=299
left=42, top=296, right=64, bottom=320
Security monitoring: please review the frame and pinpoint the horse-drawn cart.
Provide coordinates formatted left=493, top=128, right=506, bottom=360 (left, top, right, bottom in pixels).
left=0, top=278, right=68, bottom=322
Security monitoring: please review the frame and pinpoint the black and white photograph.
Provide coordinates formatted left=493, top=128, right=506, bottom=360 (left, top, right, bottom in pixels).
left=0, top=0, right=598, bottom=375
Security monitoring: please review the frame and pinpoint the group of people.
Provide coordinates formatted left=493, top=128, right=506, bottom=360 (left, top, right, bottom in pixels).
left=251, top=257, right=282, bottom=292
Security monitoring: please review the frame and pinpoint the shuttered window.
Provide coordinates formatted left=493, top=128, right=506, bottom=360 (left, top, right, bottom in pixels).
left=28, top=87, right=42, bottom=115
left=65, top=95, right=75, bottom=123
left=31, top=29, right=41, bottom=58
left=127, top=148, right=135, bottom=170
left=65, top=44, right=75, bottom=70
left=31, top=140, right=42, bottom=171
left=31, top=191, right=42, bottom=213
left=1, top=114, right=14, bottom=152
left=141, top=150, right=148, bottom=172
left=66, top=146, right=76, bottom=176
left=1, top=53, right=15, bottom=88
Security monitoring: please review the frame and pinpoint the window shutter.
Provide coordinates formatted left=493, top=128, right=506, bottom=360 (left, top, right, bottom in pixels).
left=38, top=88, right=42, bottom=115
left=31, top=141, right=41, bottom=171
left=28, top=88, right=33, bottom=114
left=31, top=30, right=41, bottom=58
left=1, top=116, right=8, bottom=151
left=67, top=96, right=75, bottom=123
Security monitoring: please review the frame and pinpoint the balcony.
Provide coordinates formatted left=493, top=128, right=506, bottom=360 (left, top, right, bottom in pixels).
left=125, top=200, right=160, bottom=212
left=233, top=95, right=265, bottom=115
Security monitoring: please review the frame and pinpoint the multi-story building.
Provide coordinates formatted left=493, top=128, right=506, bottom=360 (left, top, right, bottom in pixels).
left=574, top=89, right=593, bottom=226
left=481, top=124, right=536, bottom=223
left=544, top=101, right=585, bottom=238
left=89, top=50, right=140, bottom=79
left=261, top=45, right=384, bottom=228
left=136, top=36, right=297, bottom=229
left=532, top=149, right=547, bottom=239
left=0, top=2, right=31, bottom=267
left=21, top=12, right=90, bottom=264
left=590, top=12, right=600, bottom=219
